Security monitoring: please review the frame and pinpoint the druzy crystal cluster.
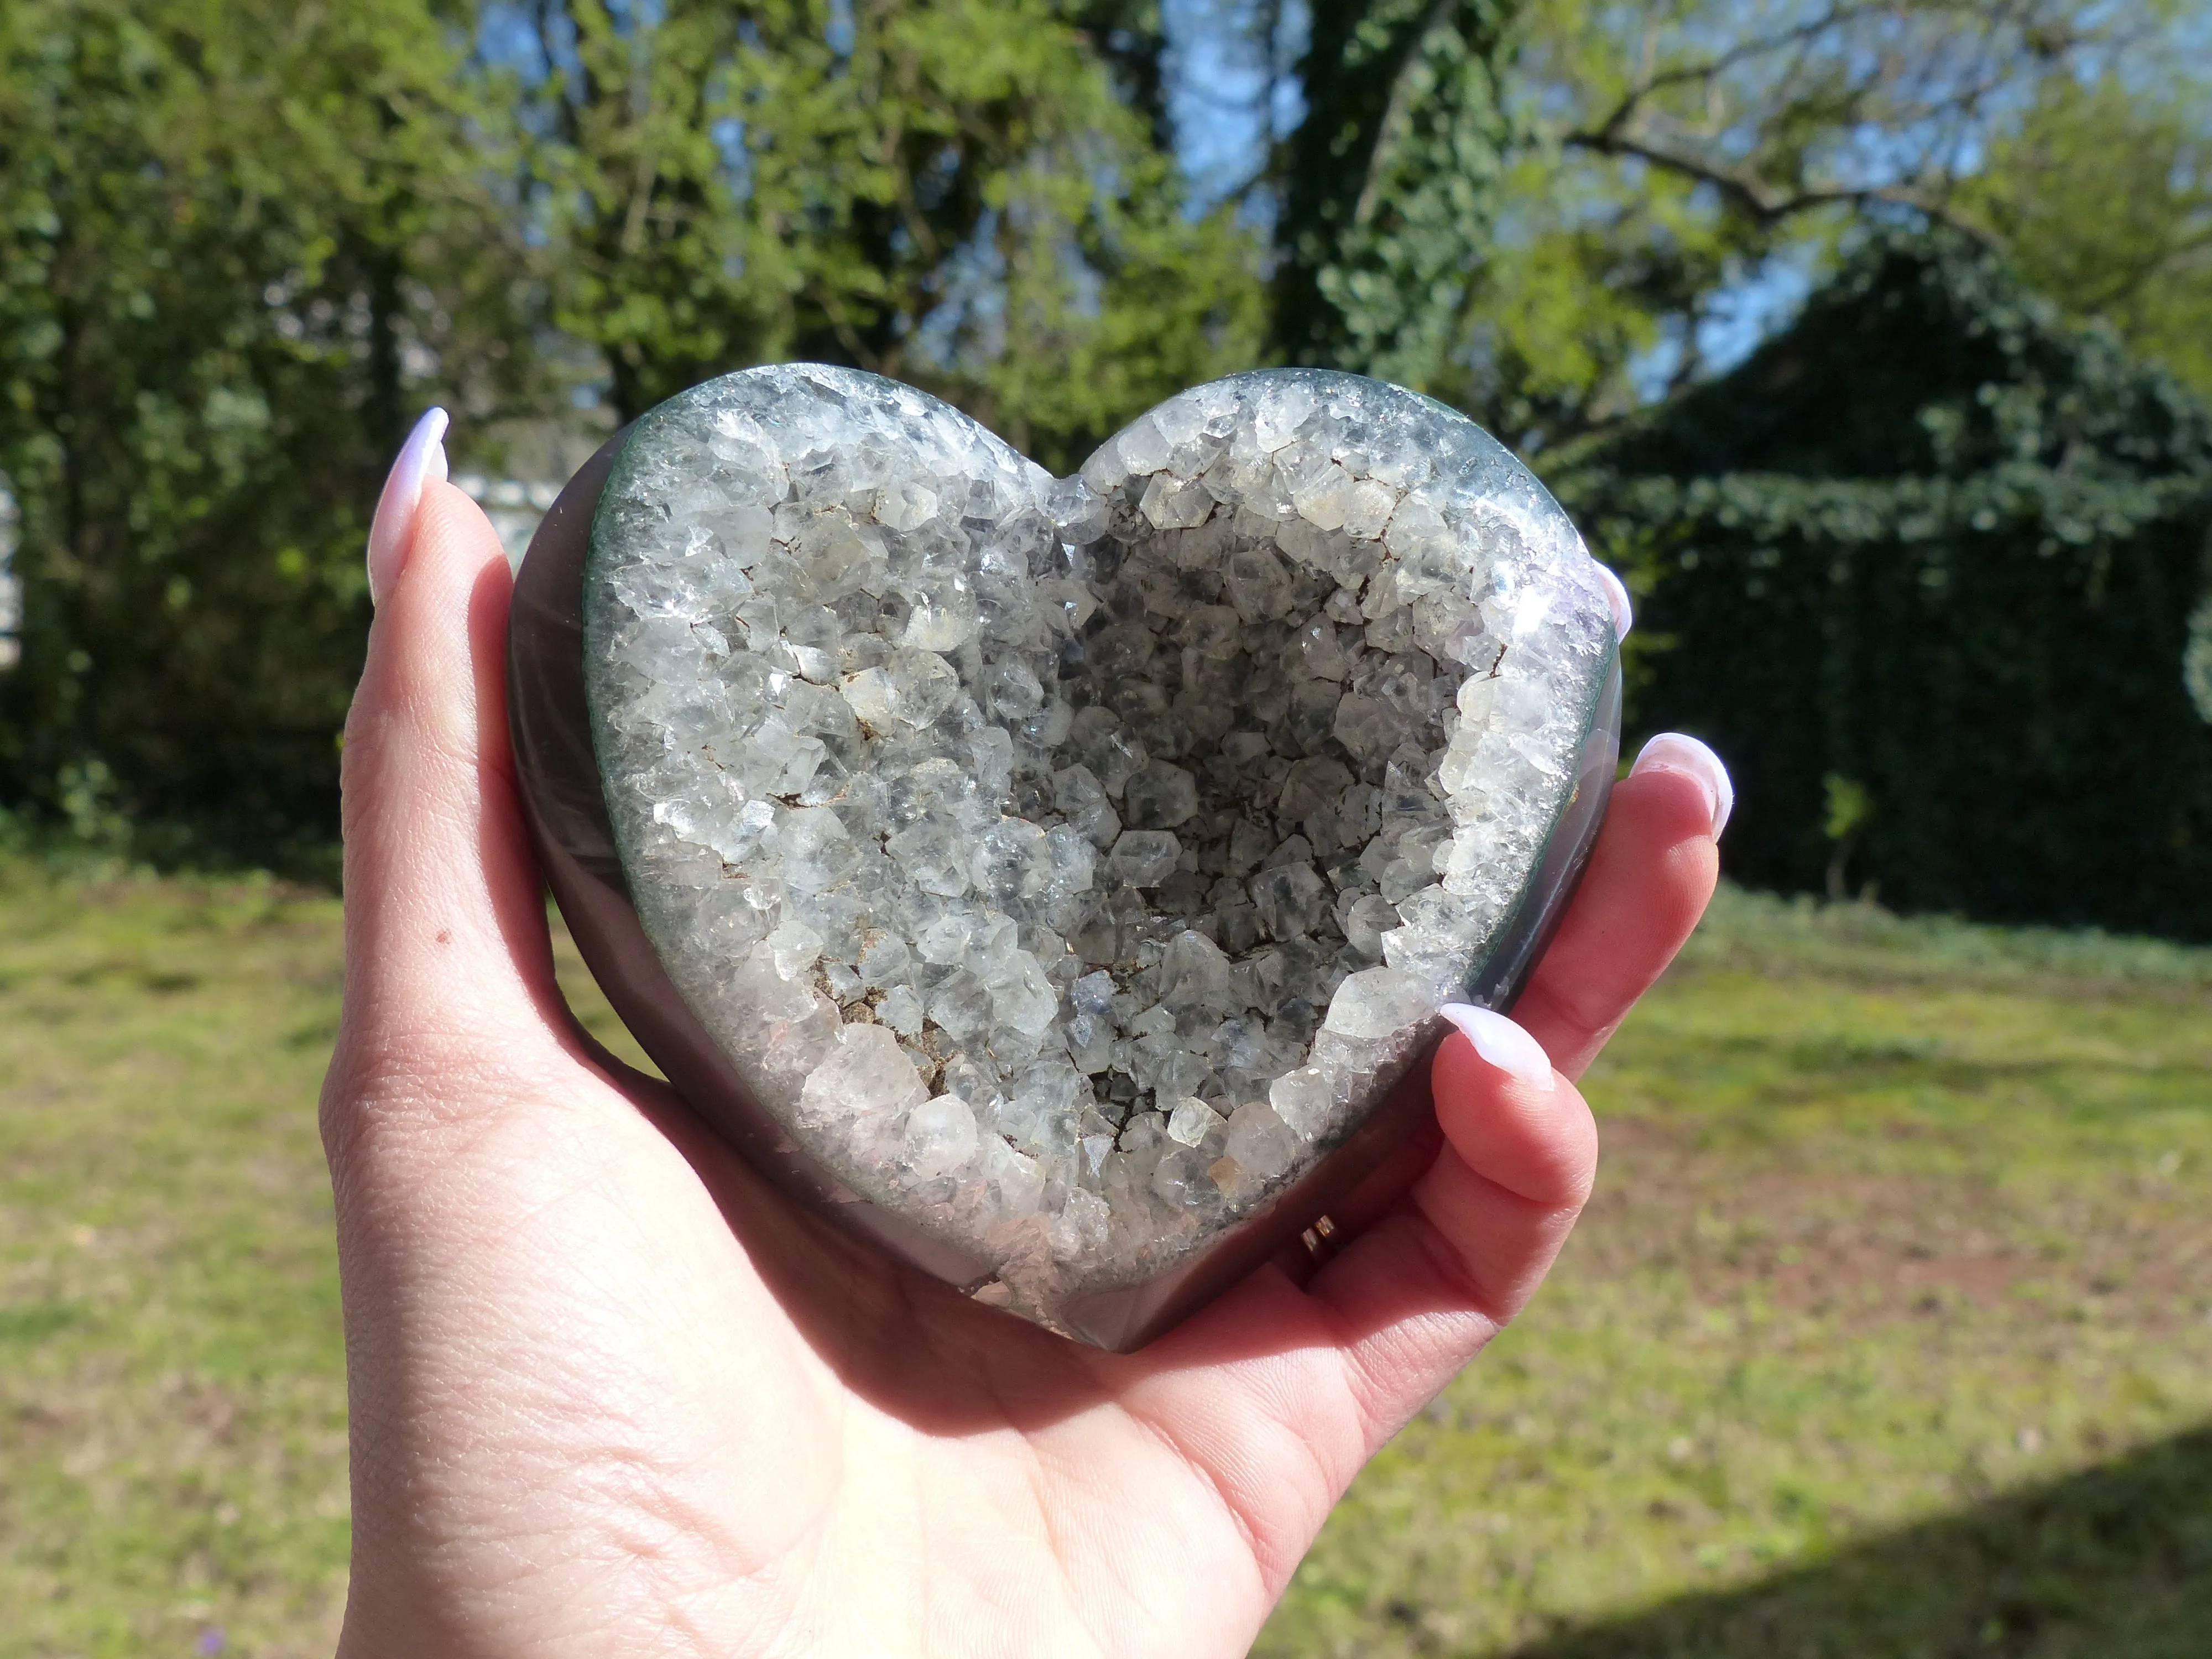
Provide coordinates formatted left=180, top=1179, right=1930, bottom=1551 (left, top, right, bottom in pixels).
left=582, top=364, right=1615, bottom=1322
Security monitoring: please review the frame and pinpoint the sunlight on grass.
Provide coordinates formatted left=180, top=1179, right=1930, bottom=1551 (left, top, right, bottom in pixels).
left=1259, top=888, right=2212, bottom=1657
left=0, top=869, right=348, bottom=1657
left=0, top=872, right=2204, bottom=1655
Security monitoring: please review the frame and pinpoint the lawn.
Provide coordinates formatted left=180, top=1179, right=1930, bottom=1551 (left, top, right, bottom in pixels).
left=0, top=870, right=2206, bottom=1656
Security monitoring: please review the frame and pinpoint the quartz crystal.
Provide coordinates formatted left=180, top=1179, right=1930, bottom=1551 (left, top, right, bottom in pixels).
left=581, top=364, right=1616, bottom=1333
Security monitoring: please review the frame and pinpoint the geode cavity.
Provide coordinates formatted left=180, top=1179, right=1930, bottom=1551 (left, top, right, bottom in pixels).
left=514, top=364, right=1620, bottom=1348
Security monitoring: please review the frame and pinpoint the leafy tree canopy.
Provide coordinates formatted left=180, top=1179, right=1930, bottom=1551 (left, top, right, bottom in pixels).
left=0, top=0, right=2207, bottom=890
left=508, top=0, right=1265, bottom=469
left=0, top=0, right=524, bottom=868
left=1165, top=0, right=2205, bottom=451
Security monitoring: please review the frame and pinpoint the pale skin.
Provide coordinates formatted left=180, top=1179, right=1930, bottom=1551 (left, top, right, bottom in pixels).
left=322, top=478, right=1721, bottom=1657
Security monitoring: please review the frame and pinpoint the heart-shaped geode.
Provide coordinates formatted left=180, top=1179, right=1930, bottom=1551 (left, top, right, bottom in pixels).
left=508, top=364, right=1620, bottom=1349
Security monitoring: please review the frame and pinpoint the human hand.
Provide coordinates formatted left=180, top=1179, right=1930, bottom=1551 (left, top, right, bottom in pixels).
left=321, top=417, right=1724, bottom=1657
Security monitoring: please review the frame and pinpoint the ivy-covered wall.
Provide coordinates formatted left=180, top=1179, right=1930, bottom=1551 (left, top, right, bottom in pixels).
left=1561, top=234, right=2212, bottom=938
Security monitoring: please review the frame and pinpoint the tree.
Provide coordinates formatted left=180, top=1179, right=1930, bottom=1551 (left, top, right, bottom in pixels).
left=516, top=0, right=1264, bottom=471
left=1558, top=232, right=2212, bottom=936
left=1957, top=70, right=2212, bottom=400
left=1270, top=0, right=2201, bottom=450
left=4, top=0, right=2206, bottom=878
left=1270, top=0, right=1519, bottom=391
left=0, top=0, right=526, bottom=867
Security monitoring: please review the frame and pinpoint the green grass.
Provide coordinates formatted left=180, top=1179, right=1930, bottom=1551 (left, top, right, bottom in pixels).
left=1260, top=886, right=2212, bottom=1657
left=0, top=873, right=2205, bottom=1656
left=0, top=870, right=349, bottom=1656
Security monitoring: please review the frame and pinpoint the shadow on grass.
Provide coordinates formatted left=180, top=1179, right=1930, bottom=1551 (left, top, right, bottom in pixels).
left=1510, top=1425, right=2212, bottom=1659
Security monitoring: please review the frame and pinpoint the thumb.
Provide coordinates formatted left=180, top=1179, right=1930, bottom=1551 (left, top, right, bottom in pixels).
left=327, top=424, right=568, bottom=1154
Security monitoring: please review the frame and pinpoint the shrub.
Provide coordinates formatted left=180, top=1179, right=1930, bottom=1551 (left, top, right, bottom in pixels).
left=1559, top=232, right=2212, bottom=938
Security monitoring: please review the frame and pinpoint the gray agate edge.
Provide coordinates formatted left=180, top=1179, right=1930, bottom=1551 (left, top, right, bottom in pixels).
left=507, top=424, right=1623, bottom=1353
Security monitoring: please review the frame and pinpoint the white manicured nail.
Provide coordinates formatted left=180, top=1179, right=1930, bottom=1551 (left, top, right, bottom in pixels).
left=1631, top=732, right=1734, bottom=838
left=366, top=407, right=450, bottom=606
left=1595, top=564, right=1632, bottom=640
left=1438, top=1004, right=1554, bottom=1091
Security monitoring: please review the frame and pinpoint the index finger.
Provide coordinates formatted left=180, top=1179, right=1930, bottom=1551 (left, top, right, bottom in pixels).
left=1510, top=736, right=1728, bottom=1078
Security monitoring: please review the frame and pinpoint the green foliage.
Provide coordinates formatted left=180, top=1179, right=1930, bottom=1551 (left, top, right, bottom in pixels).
left=1560, top=232, right=2212, bottom=937
left=1271, top=0, right=1518, bottom=392
left=0, top=0, right=525, bottom=872
left=0, top=0, right=1264, bottom=867
left=1819, top=773, right=1870, bottom=898
left=524, top=0, right=1264, bottom=470
left=1396, top=1, right=2207, bottom=450
left=1819, top=774, right=1869, bottom=847
left=0, top=0, right=2205, bottom=882
left=1957, top=67, right=2212, bottom=400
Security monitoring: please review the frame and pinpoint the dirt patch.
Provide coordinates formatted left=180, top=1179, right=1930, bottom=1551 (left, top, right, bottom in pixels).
left=1768, top=1245, right=2027, bottom=1312
left=1573, top=1111, right=2212, bottom=1335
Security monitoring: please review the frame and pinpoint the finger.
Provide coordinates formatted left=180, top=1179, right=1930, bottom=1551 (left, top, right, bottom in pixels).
left=1307, top=1021, right=1595, bottom=1444
left=330, top=439, right=568, bottom=1131
left=1510, top=735, right=1728, bottom=1078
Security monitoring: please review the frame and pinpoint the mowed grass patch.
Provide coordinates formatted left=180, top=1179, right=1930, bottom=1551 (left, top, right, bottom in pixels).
left=0, top=869, right=349, bottom=1657
left=1259, top=889, right=2212, bottom=1658
left=0, top=867, right=648, bottom=1658
left=1, top=870, right=2206, bottom=1656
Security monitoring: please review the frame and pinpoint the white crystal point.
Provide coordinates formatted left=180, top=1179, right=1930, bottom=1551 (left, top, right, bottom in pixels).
left=1323, top=967, right=1435, bottom=1042
left=581, top=364, right=1615, bottom=1333
left=902, top=1093, right=979, bottom=1181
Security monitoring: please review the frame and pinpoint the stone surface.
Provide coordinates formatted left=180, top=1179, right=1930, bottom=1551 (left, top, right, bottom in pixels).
left=581, top=364, right=1615, bottom=1331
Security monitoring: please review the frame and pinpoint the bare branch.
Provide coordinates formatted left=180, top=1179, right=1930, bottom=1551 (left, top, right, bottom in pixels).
left=1563, top=119, right=2000, bottom=246
left=1564, top=0, right=2104, bottom=232
left=1585, top=2, right=1889, bottom=147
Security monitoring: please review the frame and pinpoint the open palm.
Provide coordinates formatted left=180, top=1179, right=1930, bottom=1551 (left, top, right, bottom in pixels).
left=321, top=474, right=1721, bottom=1657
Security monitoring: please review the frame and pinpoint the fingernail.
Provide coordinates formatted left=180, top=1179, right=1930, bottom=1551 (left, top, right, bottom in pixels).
left=1438, top=1004, right=1554, bottom=1091
left=367, top=407, right=450, bottom=607
left=1632, top=732, right=1734, bottom=838
left=1595, top=563, right=1632, bottom=640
